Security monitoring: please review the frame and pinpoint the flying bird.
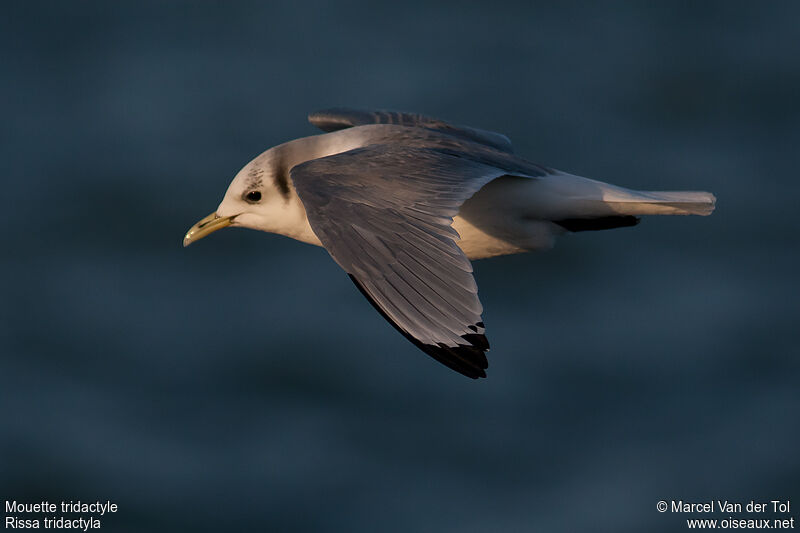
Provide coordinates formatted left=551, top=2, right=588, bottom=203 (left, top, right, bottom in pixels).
left=184, top=108, right=715, bottom=378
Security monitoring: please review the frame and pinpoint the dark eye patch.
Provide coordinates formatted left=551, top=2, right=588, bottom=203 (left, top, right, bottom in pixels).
left=244, top=190, right=262, bottom=203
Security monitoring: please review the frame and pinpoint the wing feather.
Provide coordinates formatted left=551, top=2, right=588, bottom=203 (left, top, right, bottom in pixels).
left=291, top=145, right=505, bottom=378
left=308, top=107, right=515, bottom=153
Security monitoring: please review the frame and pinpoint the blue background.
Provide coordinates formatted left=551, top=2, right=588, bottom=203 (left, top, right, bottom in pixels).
left=2, top=1, right=798, bottom=531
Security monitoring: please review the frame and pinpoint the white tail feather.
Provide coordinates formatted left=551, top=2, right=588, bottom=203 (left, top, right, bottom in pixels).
left=461, top=172, right=716, bottom=222
left=534, top=173, right=717, bottom=218
left=601, top=190, right=716, bottom=216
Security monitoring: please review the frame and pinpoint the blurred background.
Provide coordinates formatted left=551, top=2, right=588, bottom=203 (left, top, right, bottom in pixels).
left=1, top=1, right=798, bottom=531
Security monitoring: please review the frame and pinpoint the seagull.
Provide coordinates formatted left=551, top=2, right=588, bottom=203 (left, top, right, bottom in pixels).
left=184, top=108, right=715, bottom=379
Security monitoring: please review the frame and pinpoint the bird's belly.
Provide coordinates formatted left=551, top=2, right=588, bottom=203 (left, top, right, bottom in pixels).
left=451, top=216, right=530, bottom=260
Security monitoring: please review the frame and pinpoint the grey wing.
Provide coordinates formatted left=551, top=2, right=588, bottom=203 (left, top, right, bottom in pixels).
left=291, top=145, right=508, bottom=378
left=308, top=107, right=514, bottom=153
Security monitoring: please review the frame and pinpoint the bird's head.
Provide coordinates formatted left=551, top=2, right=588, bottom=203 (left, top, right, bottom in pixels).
left=183, top=149, right=301, bottom=247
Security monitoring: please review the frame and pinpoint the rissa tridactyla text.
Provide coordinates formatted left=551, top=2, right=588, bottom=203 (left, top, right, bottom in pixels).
left=184, top=108, right=716, bottom=379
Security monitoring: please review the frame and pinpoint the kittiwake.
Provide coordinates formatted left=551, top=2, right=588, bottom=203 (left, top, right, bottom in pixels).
left=184, top=108, right=716, bottom=379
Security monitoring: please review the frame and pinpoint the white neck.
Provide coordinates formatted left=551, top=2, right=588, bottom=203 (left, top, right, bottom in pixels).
left=252, top=128, right=376, bottom=246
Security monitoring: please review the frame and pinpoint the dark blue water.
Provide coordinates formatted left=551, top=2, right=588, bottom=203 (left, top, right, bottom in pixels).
left=2, top=2, right=798, bottom=531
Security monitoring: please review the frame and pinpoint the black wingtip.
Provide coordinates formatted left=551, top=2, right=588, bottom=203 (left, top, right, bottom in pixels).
left=348, top=274, right=490, bottom=379
left=417, top=339, right=489, bottom=379
left=554, top=215, right=640, bottom=232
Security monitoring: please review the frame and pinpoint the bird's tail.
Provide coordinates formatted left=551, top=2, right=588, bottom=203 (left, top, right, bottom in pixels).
left=596, top=189, right=716, bottom=216
left=527, top=173, right=717, bottom=219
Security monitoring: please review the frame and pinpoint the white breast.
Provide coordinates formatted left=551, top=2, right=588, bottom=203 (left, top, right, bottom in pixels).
left=451, top=216, right=529, bottom=259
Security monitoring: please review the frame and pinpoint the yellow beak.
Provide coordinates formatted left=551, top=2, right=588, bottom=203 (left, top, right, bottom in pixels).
left=183, top=212, right=236, bottom=247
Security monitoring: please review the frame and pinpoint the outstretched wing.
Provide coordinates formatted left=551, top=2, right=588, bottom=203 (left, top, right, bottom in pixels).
left=308, top=107, right=514, bottom=153
left=291, top=145, right=508, bottom=378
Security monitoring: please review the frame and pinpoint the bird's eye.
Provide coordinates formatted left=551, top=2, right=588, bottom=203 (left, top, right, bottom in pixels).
left=244, top=190, right=262, bottom=203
